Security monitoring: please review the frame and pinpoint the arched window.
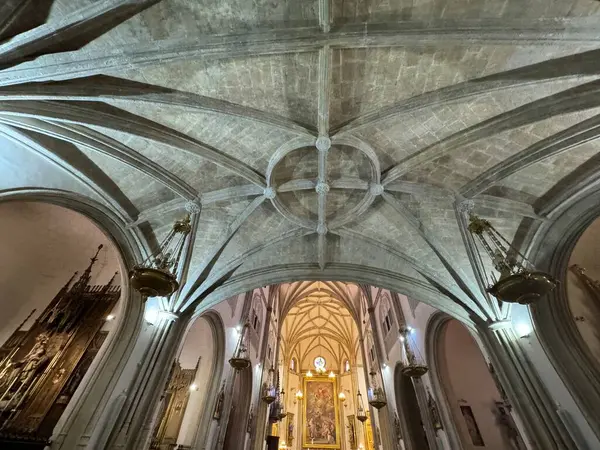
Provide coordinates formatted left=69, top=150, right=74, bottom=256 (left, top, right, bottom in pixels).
left=344, top=359, right=351, bottom=373
left=380, top=294, right=394, bottom=336
left=251, top=294, right=263, bottom=331
left=290, top=357, right=297, bottom=372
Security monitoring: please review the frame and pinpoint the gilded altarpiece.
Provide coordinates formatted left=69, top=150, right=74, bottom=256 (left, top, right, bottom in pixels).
left=303, top=377, right=341, bottom=449
left=0, top=248, right=120, bottom=446
left=150, top=360, right=199, bottom=450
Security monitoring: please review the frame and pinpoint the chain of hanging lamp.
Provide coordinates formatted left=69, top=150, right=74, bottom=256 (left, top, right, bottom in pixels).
left=467, top=214, right=558, bottom=304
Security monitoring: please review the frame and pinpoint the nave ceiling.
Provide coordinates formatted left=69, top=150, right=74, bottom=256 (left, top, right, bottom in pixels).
left=1, top=0, right=600, bottom=324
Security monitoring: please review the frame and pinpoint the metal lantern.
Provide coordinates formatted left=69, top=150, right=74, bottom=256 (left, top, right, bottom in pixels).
left=356, top=391, right=368, bottom=422
left=278, top=390, right=288, bottom=420
left=368, top=370, right=387, bottom=410
left=229, top=322, right=251, bottom=370
left=400, top=327, right=429, bottom=378
left=262, top=366, right=277, bottom=404
left=130, top=215, right=192, bottom=298
left=468, top=214, right=558, bottom=304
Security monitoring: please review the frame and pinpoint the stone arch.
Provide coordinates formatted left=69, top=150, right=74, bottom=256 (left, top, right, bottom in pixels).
left=0, top=187, right=145, bottom=450
left=527, top=187, right=600, bottom=440
left=174, top=309, right=227, bottom=449
left=431, top=317, right=517, bottom=450
left=425, top=312, right=465, bottom=450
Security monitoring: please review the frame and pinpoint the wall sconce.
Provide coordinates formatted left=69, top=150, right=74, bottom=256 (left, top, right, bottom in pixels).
left=514, top=323, right=532, bottom=339
left=106, top=314, right=115, bottom=321
left=189, top=383, right=198, bottom=392
left=295, top=389, right=303, bottom=405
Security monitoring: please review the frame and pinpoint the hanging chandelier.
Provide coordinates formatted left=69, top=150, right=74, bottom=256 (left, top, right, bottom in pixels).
left=229, top=321, right=251, bottom=370
left=400, top=326, right=428, bottom=378
left=130, top=215, right=192, bottom=298
left=262, top=366, right=277, bottom=404
left=468, top=214, right=557, bottom=304
left=356, top=391, right=368, bottom=422
left=367, top=370, right=387, bottom=410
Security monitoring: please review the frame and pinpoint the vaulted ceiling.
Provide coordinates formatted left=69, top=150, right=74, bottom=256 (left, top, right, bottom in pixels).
left=279, top=281, right=360, bottom=370
left=2, top=0, right=599, bottom=324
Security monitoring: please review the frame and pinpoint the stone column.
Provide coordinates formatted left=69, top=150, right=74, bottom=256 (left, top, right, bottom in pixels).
left=479, top=322, right=578, bottom=450
left=107, top=310, right=191, bottom=450
left=213, top=367, right=237, bottom=449
left=251, top=301, right=275, bottom=450
left=365, top=305, right=400, bottom=450
left=410, top=377, right=441, bottom=450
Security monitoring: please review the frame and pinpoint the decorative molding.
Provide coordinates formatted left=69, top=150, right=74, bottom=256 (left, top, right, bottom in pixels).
left=2, top=19, right=598, bottom=86
left=384, top=80, right=600, bottom=187
left=461, top=113, right=600, bottom=198
left=0, top=100, right=267, bottom=187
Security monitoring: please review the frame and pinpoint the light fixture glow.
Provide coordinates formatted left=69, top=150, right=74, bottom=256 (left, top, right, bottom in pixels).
left=106, top=314, right=115, bottom=321
left=190, top=383, right=198, bottom=391
left=306, top=370, right=313, bottom=377
left=296, top=390, right=304, bottom=400
left=515, top=323, right=532, bottom=338
left=338, top=392, right=346, bottom=401
left=329, top=371, right=335, bottom=378
left=144, top=307, right=160, bottom=325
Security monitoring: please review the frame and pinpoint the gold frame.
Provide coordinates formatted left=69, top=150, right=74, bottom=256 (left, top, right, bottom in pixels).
left=302, top=375, right=341, bottom=448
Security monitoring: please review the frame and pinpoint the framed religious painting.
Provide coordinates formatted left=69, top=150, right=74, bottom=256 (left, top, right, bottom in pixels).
left=303, top=376, right=341, bottom=448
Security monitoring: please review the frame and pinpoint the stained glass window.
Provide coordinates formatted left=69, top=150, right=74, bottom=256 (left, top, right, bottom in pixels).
left=314, top=356, right=326, bottom=371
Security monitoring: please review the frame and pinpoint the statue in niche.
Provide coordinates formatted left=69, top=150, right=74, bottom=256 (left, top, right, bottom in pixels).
left=10, top=333, right=50, bottom=387
left=488, top=363, right=509, bottom=404
left=247, top=406, right=254, bottom=433
left=494, top=401, right=526, bottom=450
left=346, top=415, right=357, bottom=449
left=393, top=412, right=403, bottom=449
left=427, top=389, right=443, bottom=431
left=213, top=382, right=225, bottom=421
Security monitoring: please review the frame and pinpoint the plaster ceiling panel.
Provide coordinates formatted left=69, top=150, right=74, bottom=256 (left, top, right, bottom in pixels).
left=331, top=45, right=594, bottom=127
left=491, top=141, right=600, bottom=202
left=86, top=125, right=254, bottom=195
left=331, top=0, right=599, bottom=22
left=105, top=52, right=320, bottom=127
left=400, top=107, right=600, bottom=193
left=191, top=201, right=301, bottom=277
left=46, top=0, right=96, bottom=19
left=76, top=145, right=176, bottom=212
left=408, top=192, right=477, bottom=281
left=87, top=0, right=318, bottom=47
left=353, top=79, right=586, bottom=169
left=342, top=199, right=447, bottom=274
left=97, top=102, right=296, bottom=176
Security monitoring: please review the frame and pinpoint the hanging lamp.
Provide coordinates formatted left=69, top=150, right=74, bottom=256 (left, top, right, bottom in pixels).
left=262, top=366, right=277, bottom=404
left=130, top=215, right=192, bottom=298
left=467, top=214, right=557, bottom=304
left=229, top=321, right=251, bottom=370
left=278, top=389, right=288, bottom=420
left=356, top=391, right=368, bottom=422
left=367, top=370, right=387, bottom=409
left=400, top=326, right=428, bottom=378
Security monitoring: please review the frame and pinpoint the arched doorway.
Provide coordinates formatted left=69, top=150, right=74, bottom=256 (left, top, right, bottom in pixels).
left=435, top=319, right=524, bottom=450
left=394, top=364, right=429, bottom=450
left=223, top=367, right=253, bottom=449
left=0, top=200, right=128, bottom=448
left=150, top=311, right=226, bottom=450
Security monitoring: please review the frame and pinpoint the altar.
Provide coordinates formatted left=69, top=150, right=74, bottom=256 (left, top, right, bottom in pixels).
left=302, top=376, right=341, bottom=449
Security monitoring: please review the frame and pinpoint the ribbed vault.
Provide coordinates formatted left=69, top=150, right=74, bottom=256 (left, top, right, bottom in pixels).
left=2, top=0, right=600, bottom=325
left=279, top=281, right=360, bottom=370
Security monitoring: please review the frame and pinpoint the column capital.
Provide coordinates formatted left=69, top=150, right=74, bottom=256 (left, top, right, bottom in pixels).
left=487, top=320, right=512, bottom=331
